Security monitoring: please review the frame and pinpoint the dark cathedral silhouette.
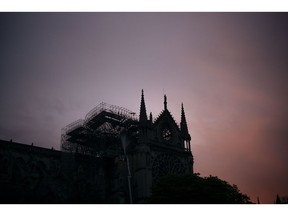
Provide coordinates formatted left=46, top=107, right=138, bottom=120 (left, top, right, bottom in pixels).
left=0, top=90, right=193, bottom=203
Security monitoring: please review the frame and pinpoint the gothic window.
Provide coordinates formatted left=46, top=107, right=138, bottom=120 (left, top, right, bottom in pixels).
left=162, top=128, right=172, bottom=141
left=152, top=153, right=187, bottom=182
left=158, top=122, right=176, bottom=145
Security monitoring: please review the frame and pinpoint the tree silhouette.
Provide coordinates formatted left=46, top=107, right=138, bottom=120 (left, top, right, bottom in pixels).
left=275, top=194, right=288, bottom=204
left=149, top=173, right=252, bottom=204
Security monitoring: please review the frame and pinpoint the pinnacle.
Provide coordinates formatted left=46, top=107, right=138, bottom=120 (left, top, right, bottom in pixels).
left=139, top=89, right=148, bottom=122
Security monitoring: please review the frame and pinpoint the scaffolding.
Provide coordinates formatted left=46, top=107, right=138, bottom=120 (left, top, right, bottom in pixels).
left=61, top=102, right=138, bottom=158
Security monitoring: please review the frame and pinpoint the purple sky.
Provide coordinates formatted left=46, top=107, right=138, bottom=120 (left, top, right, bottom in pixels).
left=1, top=13, right=288, bottom=203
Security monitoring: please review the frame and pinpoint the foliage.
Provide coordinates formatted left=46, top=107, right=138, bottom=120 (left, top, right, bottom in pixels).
left=148, top=173, right=252, bottom=204
left=275, top=194, right=288, bottom=204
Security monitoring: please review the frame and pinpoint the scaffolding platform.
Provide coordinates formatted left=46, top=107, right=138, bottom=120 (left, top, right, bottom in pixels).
left=61, top=102, right=138, bottom=157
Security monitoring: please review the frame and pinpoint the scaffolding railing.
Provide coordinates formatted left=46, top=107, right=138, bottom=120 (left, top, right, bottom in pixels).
left=85, top=102, right=137, bottom=124
left=62, top=119, right=85, bottom=135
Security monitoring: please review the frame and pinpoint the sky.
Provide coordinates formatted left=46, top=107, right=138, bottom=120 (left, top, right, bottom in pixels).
left=0, top=12, right=288, bottom=204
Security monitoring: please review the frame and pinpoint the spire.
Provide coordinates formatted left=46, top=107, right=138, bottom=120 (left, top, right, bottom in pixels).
left=164, top=94, right=167, bottom=110
left=149, top=112, right=153, bottom=122
left=139, top=89, right=147, bottom=122
left=181, top=103, right=190, bottom=140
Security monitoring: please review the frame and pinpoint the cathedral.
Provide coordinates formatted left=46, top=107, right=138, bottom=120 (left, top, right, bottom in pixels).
left=0, top=90, right=193, bottom=203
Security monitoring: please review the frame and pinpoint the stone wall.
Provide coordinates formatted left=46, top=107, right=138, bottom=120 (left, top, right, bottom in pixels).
left=0, top=140, right=126, bottom=203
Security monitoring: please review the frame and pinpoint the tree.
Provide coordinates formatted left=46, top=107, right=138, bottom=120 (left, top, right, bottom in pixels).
left=275, top=194, right=288, bottom=204
left=148, top=173, right=252, bottom=204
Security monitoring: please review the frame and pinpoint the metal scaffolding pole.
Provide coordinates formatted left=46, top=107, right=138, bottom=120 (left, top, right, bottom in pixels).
left=120, top=128, right=133, bottom=204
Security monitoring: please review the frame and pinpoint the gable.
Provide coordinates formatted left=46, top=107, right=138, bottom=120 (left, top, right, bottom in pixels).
left=153, top=109, right=180, bottom=132
left=153, top=110, right=182, bottom=146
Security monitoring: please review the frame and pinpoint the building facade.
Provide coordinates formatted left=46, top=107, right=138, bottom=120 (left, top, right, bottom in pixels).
left=0, top=90, right=193, bottom=203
